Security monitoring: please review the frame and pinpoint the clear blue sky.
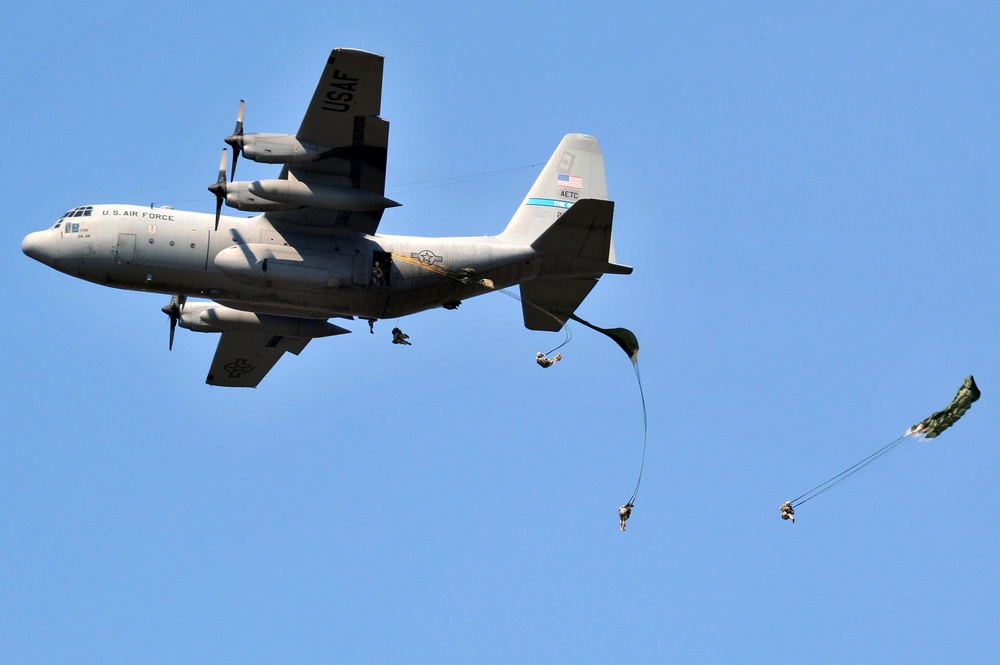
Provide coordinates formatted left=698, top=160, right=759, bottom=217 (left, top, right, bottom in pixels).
left=4, top=1, right=998, bottom=662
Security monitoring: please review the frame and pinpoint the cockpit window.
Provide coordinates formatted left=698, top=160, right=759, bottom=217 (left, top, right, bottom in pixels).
left=58, top=206, right=93, bottom=221
left=54, top=206, right=93, bottom=229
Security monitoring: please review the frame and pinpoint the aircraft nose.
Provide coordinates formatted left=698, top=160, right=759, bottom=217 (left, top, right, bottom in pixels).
left=22, top=231, right=57, bottom=266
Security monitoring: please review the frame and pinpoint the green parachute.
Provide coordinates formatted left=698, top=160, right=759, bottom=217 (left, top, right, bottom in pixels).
left=905, top=375, right=981, bottom=439
left=786, top=376, right=981, bottom=513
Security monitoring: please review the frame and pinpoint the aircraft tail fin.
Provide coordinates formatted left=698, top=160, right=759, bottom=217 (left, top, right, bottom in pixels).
left=500, top=134, right=631, bottom=332
left=499, top=133, right=608, bottom=245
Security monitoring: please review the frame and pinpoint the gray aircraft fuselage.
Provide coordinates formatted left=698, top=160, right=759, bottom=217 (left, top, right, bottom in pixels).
left=23, top=203, right=539, bottom=322
left=21, top=47, right=627, bottom=387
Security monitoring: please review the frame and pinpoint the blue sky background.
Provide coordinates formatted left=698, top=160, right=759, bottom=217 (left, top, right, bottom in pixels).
left=3, top=1, right=998, bottom=662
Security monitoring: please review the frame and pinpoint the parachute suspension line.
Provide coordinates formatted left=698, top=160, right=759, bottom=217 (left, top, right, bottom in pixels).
left=544, top=324, right=572, bottom=356
left=561, top=313, right=644, bottom=510
left=628, top=359, right=648, bottom=505
left=786, top=377, right=980, bottom=515
left=498, top=288, right=573, bottom=354
left=791, top=435, right=909, bottom=508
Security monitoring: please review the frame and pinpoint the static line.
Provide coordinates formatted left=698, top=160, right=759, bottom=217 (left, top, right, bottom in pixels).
left=387, top=163, right=545, bottom=194
left=497, top=288, right=572, bottom=354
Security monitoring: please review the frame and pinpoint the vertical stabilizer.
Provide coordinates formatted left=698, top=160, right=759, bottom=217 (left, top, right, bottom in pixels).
left=500, top=134, right=607, bottom=245
left=498, top=135, right=629, bottom=332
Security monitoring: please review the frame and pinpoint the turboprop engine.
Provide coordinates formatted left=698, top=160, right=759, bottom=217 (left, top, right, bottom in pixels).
left=177, top=302, right=349, bottom=338
left=221, top=99, right=388, bottom=175
left=223, top=178, right=399, bottom=213
left=207, top=101, right=397, bottom=228
left=229, top=133, right=326, bottom=164
left=207, top=148, right=398, bottom=227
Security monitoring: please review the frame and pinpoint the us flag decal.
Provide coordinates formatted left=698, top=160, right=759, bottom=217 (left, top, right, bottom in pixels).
left=557, top=173, right=583, bottom=190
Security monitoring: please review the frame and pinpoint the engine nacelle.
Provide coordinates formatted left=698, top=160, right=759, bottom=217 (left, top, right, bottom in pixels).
left=223, top=182, right=301, bottom=212
left=224, top=179, right=399, bottom=213
left=178, top=302, right=349, bottom=338
left=238, top=133, right=326, bottom=164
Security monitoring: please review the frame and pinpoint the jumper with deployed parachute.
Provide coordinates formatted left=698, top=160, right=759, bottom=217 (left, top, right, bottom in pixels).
left=782, top=376, right=980, bottom=519
left=473, top=265, right=645, bottom=529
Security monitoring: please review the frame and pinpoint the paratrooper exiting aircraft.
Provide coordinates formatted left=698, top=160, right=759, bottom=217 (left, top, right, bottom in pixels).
left=22, top=48, right=631, bottom=387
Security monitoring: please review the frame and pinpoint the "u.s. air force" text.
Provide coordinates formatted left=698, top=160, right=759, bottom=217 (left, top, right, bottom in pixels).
left=103, top=209, right=175, bottom=221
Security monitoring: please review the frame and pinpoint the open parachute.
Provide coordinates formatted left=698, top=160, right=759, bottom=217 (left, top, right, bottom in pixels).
left=905, top=375, right=980, bottom=439
left=785, top=376, right=980, bottom=514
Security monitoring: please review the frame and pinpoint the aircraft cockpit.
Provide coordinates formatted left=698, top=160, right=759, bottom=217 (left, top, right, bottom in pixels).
left=53, top=206, right=93, bottom=231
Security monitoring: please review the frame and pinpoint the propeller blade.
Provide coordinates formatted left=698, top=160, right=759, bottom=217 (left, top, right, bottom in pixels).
left=234, top=99, right=245, bottom=135
left=230, top=149, right=240, bottom=183
left=216, top=148, right=228, bottom=183
left=207, top=149, right=228, bottom=230
left=214, top=196, right=223, bottom=232
left=161, top=295, right=186, bottom=351
left=225, top=100, right=245, bottom=181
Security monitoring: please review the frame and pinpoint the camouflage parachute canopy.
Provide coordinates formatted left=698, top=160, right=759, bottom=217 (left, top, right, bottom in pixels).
left=905, top=375, right=981, bottom=439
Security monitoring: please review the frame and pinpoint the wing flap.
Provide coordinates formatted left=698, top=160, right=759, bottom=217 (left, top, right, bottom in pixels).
left=206, top=331, right=310, bottom=388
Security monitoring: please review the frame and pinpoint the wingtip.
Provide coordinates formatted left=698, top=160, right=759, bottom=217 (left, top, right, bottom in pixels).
left=606, top=263, right=633, bottom=275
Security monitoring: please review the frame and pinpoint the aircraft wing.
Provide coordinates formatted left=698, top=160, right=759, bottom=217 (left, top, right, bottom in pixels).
left=205, top=331, right=311, bottom=388
left=296, top=48, right=385, bottom=148
left=266, top=48, right=391, bottom=236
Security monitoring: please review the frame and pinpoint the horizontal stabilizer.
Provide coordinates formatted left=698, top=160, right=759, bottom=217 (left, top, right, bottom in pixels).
left=206, top=331, right=310, bottom=387
left=520, top=278, right=599, bottom=332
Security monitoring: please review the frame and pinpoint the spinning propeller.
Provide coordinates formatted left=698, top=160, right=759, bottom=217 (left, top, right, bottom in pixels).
left=161, top=295, right=187, bottom=350
left=207, top=149, right=228, bottom=231
left=224, top=100, right=245, bottom=182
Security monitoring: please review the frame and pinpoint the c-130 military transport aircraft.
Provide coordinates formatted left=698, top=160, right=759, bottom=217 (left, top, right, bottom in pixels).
left=22, top=48, right=631, bottom=387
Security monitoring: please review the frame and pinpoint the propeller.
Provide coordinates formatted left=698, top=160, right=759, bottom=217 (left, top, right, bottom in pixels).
left=207, top=148, right=228, bottom=230
left=224, top=100, right=245, bottom=181
left=161, top=295, right=187, bottom=351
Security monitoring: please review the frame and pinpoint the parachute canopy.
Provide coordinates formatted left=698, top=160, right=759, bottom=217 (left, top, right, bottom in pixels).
left=905, top=375, right=981, bottom=439
left=567, top=313, right=640, bottom=362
